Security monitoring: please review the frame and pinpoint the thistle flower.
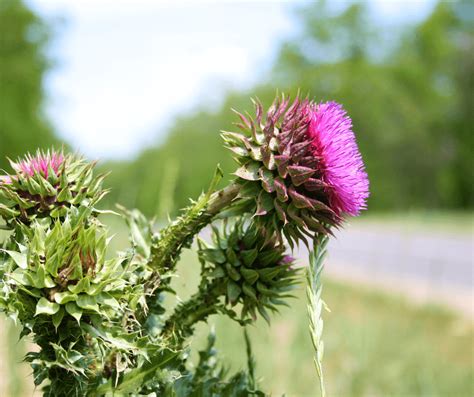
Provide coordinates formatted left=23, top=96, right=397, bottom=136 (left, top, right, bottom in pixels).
left=198, top=220, right=299, bottom=323
left=12, top=150, right=64, bottom=178
left=308, top=102, right=369, bottom=216
left=222, top=94, right=369, bottom=244
left=0, top=149, right=107, bottom=224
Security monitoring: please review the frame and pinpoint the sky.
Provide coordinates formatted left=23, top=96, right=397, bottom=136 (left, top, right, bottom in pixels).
left=28, top=0, right=436, bottom=160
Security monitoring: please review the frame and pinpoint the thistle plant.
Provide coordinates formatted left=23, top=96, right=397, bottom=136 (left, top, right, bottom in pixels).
left=0, top=92, right=368, bottom=396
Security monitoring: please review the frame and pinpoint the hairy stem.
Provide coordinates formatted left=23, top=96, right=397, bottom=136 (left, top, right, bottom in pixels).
left=144, top=182, right=240, bottom=299
left=152, top=182, right=240, bottom=270
left=160, top=281, right=223, bottom=348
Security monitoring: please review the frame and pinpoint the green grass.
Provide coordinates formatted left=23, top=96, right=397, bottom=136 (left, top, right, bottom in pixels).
left=353, top=210, right=474, bottom=235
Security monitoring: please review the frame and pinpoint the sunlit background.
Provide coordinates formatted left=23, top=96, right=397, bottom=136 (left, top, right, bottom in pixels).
left=0, top=0, right=473, bottom=396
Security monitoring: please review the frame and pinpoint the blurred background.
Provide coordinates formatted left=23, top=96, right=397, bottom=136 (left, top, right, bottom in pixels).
left=0, top=0, right=472, bottom=395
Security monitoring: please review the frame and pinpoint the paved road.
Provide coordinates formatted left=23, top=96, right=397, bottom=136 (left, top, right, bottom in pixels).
left=297, top=222, right=473, bottom=317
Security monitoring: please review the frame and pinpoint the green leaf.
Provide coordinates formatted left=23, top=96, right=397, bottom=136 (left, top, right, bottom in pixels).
left=1, top=250, right=27, bottom=269
left=241, top=249, right=258, bottom=266
left=201, top=249, right=226, bottom=264
left=242, top=283, right=258, bottom=302
left=9, top=269, right=33, bottom=286
left=65, top=302, right=82, bottom=323
left=54, top=291, right=78, bottom=305
left=76, top=294, right=99, bottom=312
left=52, top=307, right=65, bottom=330
left=257, top=267, right=282, bottom=282
left=35, top=298, right=60, bottom=316
left=95, top=350, right=178, bottom=395
left=256, top=190, right=274, bottom=216
left=67, top=277, right=91, bottom=294
left=225, top=263, right=241, bottom=281
left=96, top=293, right=120, bottom=309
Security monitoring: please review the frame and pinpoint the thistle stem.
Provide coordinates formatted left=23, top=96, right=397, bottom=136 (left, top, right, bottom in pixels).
left=147, top=182, right=240, bottom=275
left=161, top=281, right=222, bottom=347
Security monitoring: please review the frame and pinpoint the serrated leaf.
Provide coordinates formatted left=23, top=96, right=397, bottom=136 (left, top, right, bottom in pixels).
left=95, top=350, right=178, bottom=395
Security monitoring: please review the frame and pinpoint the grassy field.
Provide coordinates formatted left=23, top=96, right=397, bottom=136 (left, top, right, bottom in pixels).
left=1, top=214, right=472, bottom=396
left=353, top=210, right=474, bottom=235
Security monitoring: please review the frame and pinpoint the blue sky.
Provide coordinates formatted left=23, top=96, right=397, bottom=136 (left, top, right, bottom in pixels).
left=28, top=0, right=436, bottom=160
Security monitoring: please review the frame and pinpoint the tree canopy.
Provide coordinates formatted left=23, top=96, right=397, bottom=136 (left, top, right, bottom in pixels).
left=104, top=1, right=473, bottom=214
left=0, top=0, right=58, bottom=172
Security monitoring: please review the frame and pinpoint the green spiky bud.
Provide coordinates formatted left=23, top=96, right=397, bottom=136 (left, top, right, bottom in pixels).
left=0, top=149, right=107, bottom=225
left=198, top=220, right=299, bottom=323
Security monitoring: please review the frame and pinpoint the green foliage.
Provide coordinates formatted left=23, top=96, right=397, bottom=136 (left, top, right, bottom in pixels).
left=0, top=0, right=59, bottom=171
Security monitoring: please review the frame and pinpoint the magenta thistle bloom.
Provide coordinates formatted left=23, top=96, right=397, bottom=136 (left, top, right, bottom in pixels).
left=223, top=94, right=369, bottom=243
left=12, top=150, right=64, bottom=178
left=308, top=102, right=369, bottom=216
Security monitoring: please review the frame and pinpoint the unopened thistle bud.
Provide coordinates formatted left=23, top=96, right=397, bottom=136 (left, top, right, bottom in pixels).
left=222, top=94, right=369, bottom=244
left=0, top=149, right=107, bottom=225
left=198, top=220, right=299, bottom=323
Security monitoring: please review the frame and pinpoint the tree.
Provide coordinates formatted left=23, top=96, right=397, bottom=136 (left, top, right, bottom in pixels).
left=0, top=0, right=58, bottom=172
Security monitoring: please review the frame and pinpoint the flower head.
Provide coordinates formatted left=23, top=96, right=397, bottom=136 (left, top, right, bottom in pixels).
left=12, top=150, right=64, bottom=178
left=223, top=94, right=369, bottom=244
left=0, top=149, right=106, bottom=224
left=308, top=102, right=369, bottom=216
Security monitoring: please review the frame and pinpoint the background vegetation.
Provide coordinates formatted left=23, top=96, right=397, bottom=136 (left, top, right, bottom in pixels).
left=0, top=0, right=59, bottom=171
left=101, top=1, right=473, bottom=215
left=1, top=1, right=472, bottom=215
